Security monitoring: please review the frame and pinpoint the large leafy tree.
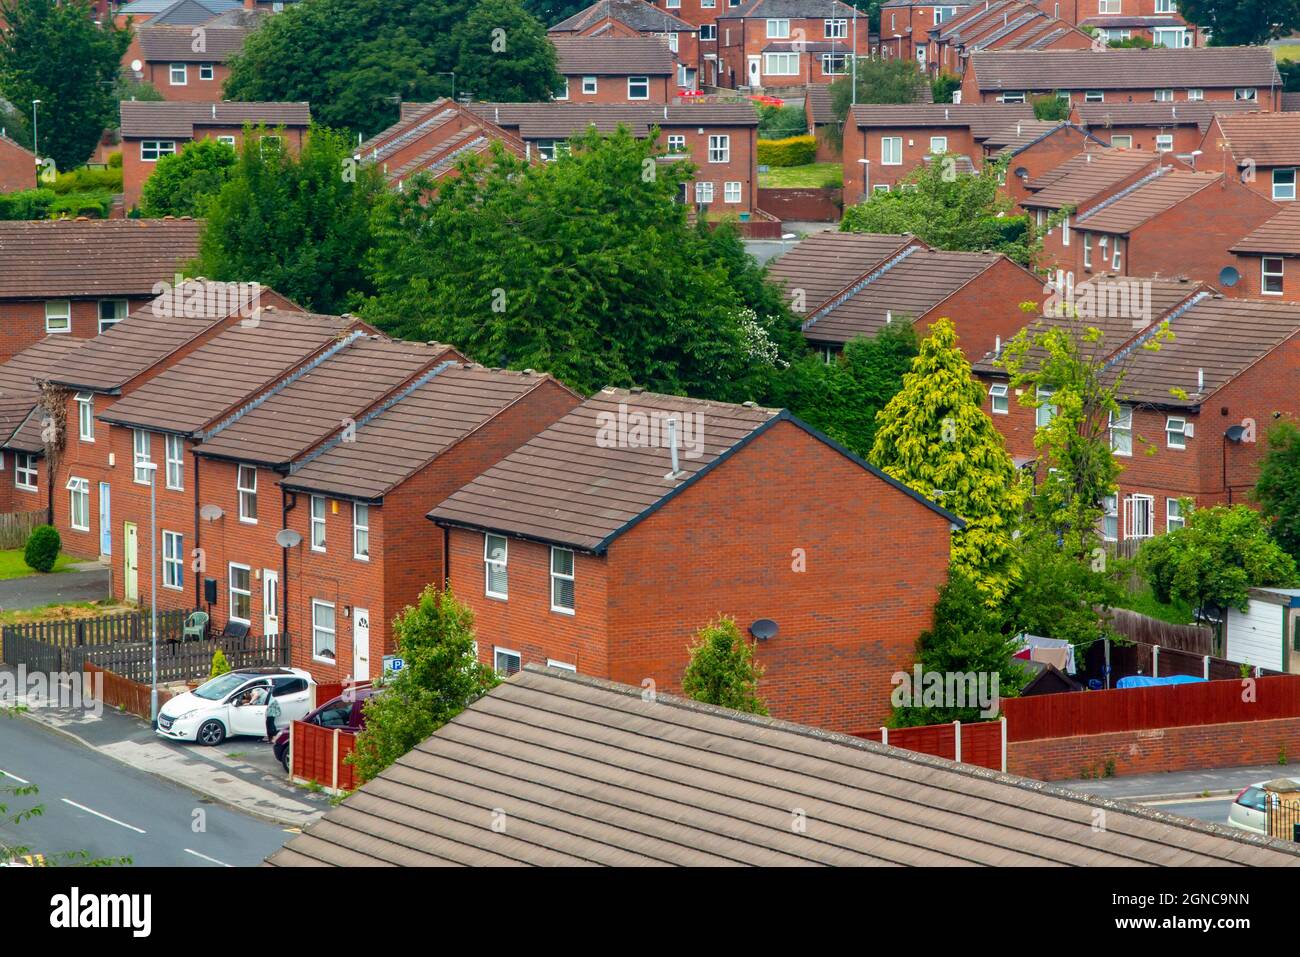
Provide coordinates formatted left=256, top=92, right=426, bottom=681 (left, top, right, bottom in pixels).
left=0, top=0, right=131, bottom=171
left=870, top=318, right=1027, bottom=604
left=452, top=0, right=561, bottom=101
left=139, top=138, right=237, bottom=218
left=1256, top=419, right=1300, bottom=561
left=362, top=128, right=800, bottom=401
left=825, top=56, right=928, bottom=150
left=193, top=125, right=386, bottom=313
left=349, top=587, right=499, bottom=783
left=681, top=616, right=768, bottom=715
left=1178, top=0, right=1300, bottom=46
left=224, top=0, right=556, bottom=137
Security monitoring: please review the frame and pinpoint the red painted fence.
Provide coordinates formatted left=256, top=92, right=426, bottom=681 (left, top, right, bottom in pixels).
left=857, top=720, right=1005, bottom=771
left=290, top=720, right=357, bottom=793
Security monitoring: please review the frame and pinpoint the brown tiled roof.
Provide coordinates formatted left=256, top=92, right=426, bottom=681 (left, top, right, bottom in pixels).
left=549, top=0, right=696, bottom=34
left=195, top=337, right=456, bottom=466
left=551, top=36, right=675, bottom=75
left=765, top=231, right=921, bottom=314
left=137, top=24, right=251, bottom=61
left=850, top=103, right=1035, bottom=139
left=283, top=365, right=571, bottom=501
left=1021, top=148, right=1162, bottom=209
left=1074, top=100, right=1260, bottom=133
left=720, top=0, right=858, bottom=18
left=0, top=337, right=89, bottom=449
left=1075, top=169, right=1222, bottom=234
left=806, top=84, right=835, bottom=125
left=969, top=46, right=1281, bottom=92
left=1231, top=204, right=1300, bottom=257
left=469, top=102, right=759, bottom=138
left=0, top=218, right=201, bottom=299
left=983, top=119, right=1076, bottom=155
left=0, top=130, right=34, bottom=158
left=1212, top=112, right=1300, bottom=166
left=804, top=249, right=1010, bottom=346
left=266, top=665, right=1300, bottom=867
left=1284, top=92, right=1300, bottom=112
left=98, top=311, right=360, bottom=435
left=119, top=101, right=311, bottom=138
left=933, top=0, right=1091, bottom=52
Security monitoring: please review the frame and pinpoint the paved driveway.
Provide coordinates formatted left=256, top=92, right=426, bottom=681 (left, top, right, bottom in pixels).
left=0, top=564, right=110, bottom=611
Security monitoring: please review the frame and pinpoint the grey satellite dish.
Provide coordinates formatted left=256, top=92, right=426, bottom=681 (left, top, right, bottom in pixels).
left=1014, top=166, right=1029, bottom=180
left=199, top=504, right=223, bottom=521
left=1219, top=266, right=1241, bottom=288
left=1225, top=424, right=1247, bottom=443
left=275, top=528, right=302, bottom=548
left=749, top=618, right=778, bottom=641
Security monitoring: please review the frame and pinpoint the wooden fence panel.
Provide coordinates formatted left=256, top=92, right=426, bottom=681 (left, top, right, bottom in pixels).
left=1108, top=608, right=1214, bottom=654
left=2, top=609, right=193, bottom=650
left=68, top=632, right=287, bottom=685
left=857, top=720, right=1003, bottom=771
left=0, top=509, right=50, bottom=549
left=290, top=721, right=358, bottom=792
left=82, top=662, right=176, bottom=721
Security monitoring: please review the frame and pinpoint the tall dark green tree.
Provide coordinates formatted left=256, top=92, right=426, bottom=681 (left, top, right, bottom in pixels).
left=681, top=616, right=768, bottom=715
left=193, top=126, right=386, bottom=313
left=139, top=138, right=237, bottom=218
left=825, top=56, right=928, bottom=149
left=1254, top=419, right=1300, bottom=561
left=452, top=0, right=561, bottom=101
left=1178, top=0, right=1300, bottom=46
left=0, top=0, right=131, bottom=171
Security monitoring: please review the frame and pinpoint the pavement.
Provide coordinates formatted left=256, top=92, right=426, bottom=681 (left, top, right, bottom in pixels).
left=0, top=563, right=110, bottom=611
left=1059, top=762, right=1300, bottom=802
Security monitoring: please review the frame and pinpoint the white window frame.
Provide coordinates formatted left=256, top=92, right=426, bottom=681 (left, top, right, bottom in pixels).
left=546, top=659, right=577, bottom=672
left=1186, top=88, right=1203, bottom=101
left=724, top=180, right=742, bottom=203
left=1155, top=134, right=1173, bottom=153
left=98, top=298, right=127, bottom=332
left=310, top=495, right=327, bottom=551
left=1166, top=415, right=1188, bottom=449
left=67, top=476, right=89, bottom=531
left=228, top=563, right=252, bottom=624
left=700, top=23, right=716, bottom=41
left=929, top=135, right=948, bottom=154
left=1154, top=89, right=1174, bottom=102
left=311, top=599, right=336, bottom=663
left=1166, top=498, right=1186, bottom=533
left=140, top=140, right=176, bottom=162
left=821, top=53, right=848, bottom=75
left=1102, top=494, right=1119, bottom=542
left=1083, top=91, right=1104, bottom=103
left=667, top=133, right=686, bottom=153
left=133, top=429, right=152, bottom=485
left=163, top=530, right=183, bottom=590
left=627, top=76, right=650, bottom=100
left=554, top=77, right=569, bottom=101
left=999, top=92, right=1026, bottom=103
left=881, top=136, right=902, bottom=165
left=45, top=299, right=70, bottom=334
left=1083, top=231, right=1093, bottom=270
left=1235, top=88, right=1257, bottom=101
left=237, top=464, right=257, bottom=523
left=76, top=392, right=94, bottom=442
left=1109, top=406, right=1133, bottom=457
left=169, top=63, right=187, bottom=86
left=1111, top=134, right=1132, bottom=149
left=824, top=18, right=847, bottom=39
left=1035, top=387, right=1056, bottom=428
left=695, top=180, right=714, bottom=204
left=1262, top=257, right=1285, bottom=296
left=1112, top=235, right=1124, bottom=271
left=708, top=134, right=729, bottom=163
left=353, top=502, right=370, bottom=561
left=1098, top=0, right=1121, bottom=12
left=763, top=52, right=799, bottom=76
left=1125, top=494, right=1155, bottom=540
left=550, top=546, right=575, bottom=615
left=485, top=533, right=508, bottom=599
left=1273, top=168, right=1296, bottom=202
left=165, top=433, right=183, bottom=490
left=766, top=18, right=790, bottom=38
left=199, top=63, right=215, bottom=81
left=989, top=383, right=1008, bottom=415
left=14, top=453, right=36, bottom=491
left=494, top=647, right=522, bottom=676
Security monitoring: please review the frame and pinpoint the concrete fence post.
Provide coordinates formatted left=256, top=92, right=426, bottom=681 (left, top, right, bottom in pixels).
left=880, top=726, right=888, bottom=746
left=1204, top=655, right=1211, bottom=680
left=331, top=728, right=340, bottom=791
left=1152, top=644, right=1160, bottom=678
left=953, top=720, right=962, bottom=764
left=1000, top=716, right=1007, bottom=773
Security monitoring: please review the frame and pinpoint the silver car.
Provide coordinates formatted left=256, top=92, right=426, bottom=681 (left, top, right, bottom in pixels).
left=1226, top=778, right=1300, bottom=835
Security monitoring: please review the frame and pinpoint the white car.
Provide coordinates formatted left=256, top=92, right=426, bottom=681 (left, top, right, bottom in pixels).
left=156, top=668, right=316, bottom=746
left=1226, top=777, right=1300, bottom=835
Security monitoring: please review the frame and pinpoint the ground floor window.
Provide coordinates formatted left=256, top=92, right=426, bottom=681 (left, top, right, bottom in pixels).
left=163, top=530, right=183, bottom=589
left=312, top=599, right=336, bottom=661
left=229, top=563, right=251, bottom=623
left=494, top=646, right=521, bottom=676
left=67, top=476, right=89, bottom=530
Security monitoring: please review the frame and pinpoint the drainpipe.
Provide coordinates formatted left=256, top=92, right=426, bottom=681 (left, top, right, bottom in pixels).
left=282, top=485, right=297, bottom=658
left=442, top=524, right=450, bottom=589
left=193, top=449, right=202, bottom=610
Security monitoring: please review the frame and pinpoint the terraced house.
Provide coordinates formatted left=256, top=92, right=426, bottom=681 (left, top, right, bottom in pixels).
left=922, top=1, right=1093, bottom=80
left=129, top=22, right=253, bottom=102
left=716, top=0, right=872, bottom=91
left=1071, top=100, right=1260, bottom=155
left=1029, top=0, right=1206, bottom=48
left=549, top=0, right=702, bottom=91
left=1201, top=112, right=1300, bottom=206
left=551, top=35, right=677, bottom=103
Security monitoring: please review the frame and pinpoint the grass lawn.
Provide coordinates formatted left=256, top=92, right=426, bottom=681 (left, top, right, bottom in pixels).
left=0, top=549, right=78, bottom=580
left=0, top=599, right=130, bottom=627
left=759, top=162, right=843, bottom=189
left=1276, top=44, right=1300, bottom=62
left=1116, top=585, right=1195, bottom=625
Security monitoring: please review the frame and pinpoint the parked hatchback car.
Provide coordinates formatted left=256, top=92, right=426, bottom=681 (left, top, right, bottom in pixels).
left=156, top=667, right=316, bottom=746
left=1226, top=777, right=1300, bottom=835
left=273, top=686, right=376, bottom=772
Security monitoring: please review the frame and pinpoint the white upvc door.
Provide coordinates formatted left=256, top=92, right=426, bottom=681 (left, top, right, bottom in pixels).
left=353, top=607, right=370, bottom=682
left=263, top=569, right=279, bottom=637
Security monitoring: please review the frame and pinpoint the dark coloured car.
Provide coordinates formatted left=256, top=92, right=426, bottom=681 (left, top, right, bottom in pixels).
left=273, top=686, right=376, bottom=772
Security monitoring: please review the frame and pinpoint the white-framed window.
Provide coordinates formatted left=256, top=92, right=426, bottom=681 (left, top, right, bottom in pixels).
left=535, top=139, right=569, bottom=161
left=165, top=434, right=183, bottom=490
left=1062, top=214, right=1070, bottom=246
left=1273, top=168, right=1296, bottom=201
left=1111, top=134, right=1132, bottom=149
left=1098, top=234, right=1110, bottom=265
left=547, top=659, right=577, bottom=672
left=1098, top=0, right=1120, bottom=11
left=935, top=4, right=957, bottom=22
left=666, top=0, right=680, bottom=7
left=14, top=453, right=36, bottom=491
left=763, top=52, right=799, bottom=75
left=140, top=140, right=176, bottom=162
left=666, top=31, right=679, bottom=53
left=67, top=476, right=89, bottom=531
left=724, top=180, right=742, bottom=203
left=821, top=53, right=848, bottom=75
left=494, top=647, right=521, bottom=676
left=989, top=382, right=1008, bottom=414
left=1263, top=257, right=1285, bottom=296
left=98, top=299, right=126, bottom=333
left=237, top=464, right=257, bottom=523
left=1035, top=387, right=1056, bottom=428
left=1102, top=494, right=1119, bottom=542
left=216, top=135, right=236, bottom=147
left=873, top=184, right=891, bottom=193
left=881, top=136, right=902, bottom=165
left=700, top=23, right=716, bottom=40
left=44, top=300, right=70, bottom=334
left=1166, top=498, right=1186, bottom=533
left=550, top=547, right=575, bottom=614
left=133, top=429, right=152, bottom=484
left=766, top=18, right=789, bottom=38
left=1154, top=89, right=1174, bottom=102
left=1112, top=236, right=1124, bottom=271
left=1186, top=88, right=1203, bottom=101
left=1155, top=0, right=1176, bottom=11
left=310, top=495, right=326, bottom=551
left=928, top=136, right=948, bottom=154
left=695, top=180, right=714, bottom=203
left=1109, top=406, right=1133, bottom=456
left=1166, top=415, right=1188, bottom=449
left=229, top=563, right=251, bottom=624
left=485, top=533, right=508, bottom=598
left=708, top=134, right=729, bottom=163
left=76, top=392, right=94, bottom=442
left=627, top=76, right=650, bottom=100
left=1125, top=494, right=1154, bottom=540
left=169, top=63, right=187, bottom=85
left=353, top=503, right=370, bottom=560
left=554, top=77, right=569, bottom=100
left=667, top=133, right=686, bottom=153
left=163, top=530, right=183, bottom=589
left=199, top=63, right=215, bottom=81
left=999, top=92, right=1027, bottom=103
left=824, top=18, right=847, bottom=38
left=1083, top=231, right=1093, bottom=270
left=311, top=599, right=336, bottom=662
left=1235, top=88, right=1257, bottom=101
left=1155, top=134, right=1173, bottom=152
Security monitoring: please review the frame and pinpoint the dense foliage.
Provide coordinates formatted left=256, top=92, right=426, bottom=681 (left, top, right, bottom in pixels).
left=681, top=616, right=768, bottom=715
left=824, top=57, right=928, bottom=149
left=23, top=525, right=59, bottom=574
left=1178, top=0, right=1300, bottom=46
left=1255, top=419, right=1300, bottom=561
left=140, top=139, right=238, bottom=218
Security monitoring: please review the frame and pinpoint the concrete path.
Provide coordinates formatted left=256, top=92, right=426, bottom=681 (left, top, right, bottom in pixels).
left=0, top=565, right=110, bottom=611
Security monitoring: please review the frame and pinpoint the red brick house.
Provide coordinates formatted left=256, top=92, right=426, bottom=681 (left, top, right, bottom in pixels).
left=0, top=218, right=202, bottom=359
left=766, top=230, right=1046, bottom=360
left=986, top=120, right=1106, bottom=208
left=119, top=101, right=311, bottom=210
left=551, top=36, right=677, bottom=103
left=1020, top=146, right=1183, bottom=239
left=1072, top=100, right=1259, bottom=155
left=1230, top=205, right=1300, bottom=301
left=923, top=1, right=1094, bottom=80
left=716, top=0, right=872, bottom=91
left=128, top=24, right=252, bottom=102
left=0, top=130, right=35, bottom=193
left=961, top=47, right=1282, bottom=109
left=1201, top=112, right=1300, bottom=206
left=550, top=0, right=702, bottom=90
left=470, top=102, right=762, bottom=213
left=841, top=101, right=1034, bottom=198
left=428, top=388, right=959, bottom=733
left=1029, top=0, right=1205, bottom=48
left=880, top=0, right=963, bottom=65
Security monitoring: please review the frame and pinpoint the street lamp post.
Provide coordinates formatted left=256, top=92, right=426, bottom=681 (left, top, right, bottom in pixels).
left=30, top=100, right=39, bottom=161
left=138, top=462, right=159, bottom=724
left=435, top=72, right=456, bottom=103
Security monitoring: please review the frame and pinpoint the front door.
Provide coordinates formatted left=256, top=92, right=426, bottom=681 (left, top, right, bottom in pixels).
left=747, top=56, right=760, bottom=88
left=263, top=569, right=279, bottom=639
left=353, top=607, right=370, bottom=682
left=98, top=483, right=111, bottom=556
left=123, top=522, right=138, bottom=601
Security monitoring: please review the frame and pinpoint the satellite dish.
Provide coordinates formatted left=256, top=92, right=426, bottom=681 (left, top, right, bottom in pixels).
left=1226, top=425, right=1247, bottom=443
left=1218, top=266, right=1241, bottom=288
left=130, top=59, right=142, bottom=73
left=1014, top=166, right=1029, bottom=179
left=275, top=528, right=302, bottom=548
left=199, top=504, right=223, bottom=521
left=749, top=618, right=779, bottom=641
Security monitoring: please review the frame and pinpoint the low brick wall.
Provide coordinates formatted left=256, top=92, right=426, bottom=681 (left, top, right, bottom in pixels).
left=1008, top=716, right=1300, bottom=781
left=757, top=187, right=842, bottom=223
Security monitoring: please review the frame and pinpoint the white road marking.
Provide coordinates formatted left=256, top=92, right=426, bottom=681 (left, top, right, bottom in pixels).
left=0, top=768, right=30, bottom=785
left=60, top=799, right=146, bottom=834
left=1142, top=796, right=1232, bottom=807
left=184, top=848, right=232, bottom=867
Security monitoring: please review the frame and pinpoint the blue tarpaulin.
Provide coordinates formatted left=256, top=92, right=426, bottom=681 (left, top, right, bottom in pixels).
left=1115, top=675, right=1207, bottom=689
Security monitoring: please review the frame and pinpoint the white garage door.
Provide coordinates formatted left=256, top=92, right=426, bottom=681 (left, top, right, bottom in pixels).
left=1226, top=600, right=1284, bottom=673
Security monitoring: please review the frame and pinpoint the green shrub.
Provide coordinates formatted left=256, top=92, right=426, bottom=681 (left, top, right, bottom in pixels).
left=48, top=190, right=113, bottom=219
left=0, top=188, right=56, bottom=220
left=210, top=649, right=232, bottom=679
left=51, top=166, right=122, bottom=194
left=756, top=103, right=808, bottom=139
left=757, top=135, right=817, bottom=167
left=108, top=151, right=123, bottom=169
left=24, top=525, right=61, bottom=574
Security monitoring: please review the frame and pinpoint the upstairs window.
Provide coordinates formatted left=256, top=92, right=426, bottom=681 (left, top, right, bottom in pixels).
left=76, top=393, right=94, bottom=442
left=1035, top=387, right=1057, bottom=428
left=165, top=434, right=184, bottom=490
left=1109, top=406, right=1133, bottom=456
left=1263, top=257, right=1285, bottom=296
left=708, top=134, right=729, bottom=163
left=551, top=547, right=576, bottom=614
left=1166, top=416, right=1188, bottom=449
left=627, top=76, right=650, bottom=100
left=237, top=464, right=257, bottom=523
left=353, top=503, right=370, bottom=561
left=133, top=429, right=152, bottom=484
left=310, top=495, right=327, bottom=550
left=169, top=63, right=187, bottom=85
left=989, top=383, right=1008, bottom=415
left=1273, top=168, right=1296, bottom=202
left=766, top=18, right=790, bottom=38
left=45, top=300, right=71, bottom=334
left=485, top=533, right=508, bottom=598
